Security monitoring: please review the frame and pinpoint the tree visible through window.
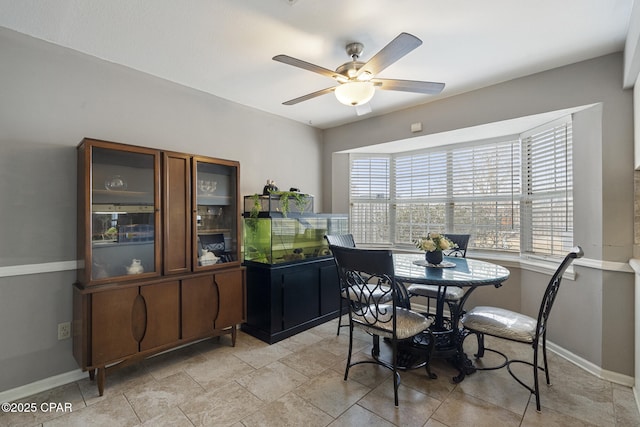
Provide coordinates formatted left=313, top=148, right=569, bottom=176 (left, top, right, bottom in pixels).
left=349, top=118, right=573, bottom=257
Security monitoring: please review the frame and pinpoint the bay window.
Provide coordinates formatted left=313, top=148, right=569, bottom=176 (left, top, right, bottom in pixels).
left=349, top=117, right=573, bottom=257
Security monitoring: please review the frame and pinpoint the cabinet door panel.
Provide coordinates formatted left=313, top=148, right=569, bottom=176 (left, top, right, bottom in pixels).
left=214, top=269, right=246, bottom=329
left=193, top=158, right=240, bottom=270
left=164, top=152, right=191, bottom=274
left=140, top=281, right=180, bottom=351
left=91, top=287, right=139, bottom=365
left=319, top=264, right=340, bottom=315
left=81, top=140, right=161, bottom=285
left=181, top=275, right=217, bottom=339
left=282, top=268, right=319, bottom=330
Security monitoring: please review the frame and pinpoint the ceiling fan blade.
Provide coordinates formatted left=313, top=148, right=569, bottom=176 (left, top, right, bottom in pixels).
left=282, top=86, right=336, bottom=105
left=374, top=78, right=445, bottom=94
left=356, top=33, right=422, bottom=78
left=273, top=54, right=345, bottom=81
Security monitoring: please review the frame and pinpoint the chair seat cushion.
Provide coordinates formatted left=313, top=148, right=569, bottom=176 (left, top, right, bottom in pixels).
left=462, top=306, right=537, bottom=343
left=342, top=284, right=393, bottom=304
left=408, top=284, right=464, bottom=301
left=353, top=305, right=432, bottom=340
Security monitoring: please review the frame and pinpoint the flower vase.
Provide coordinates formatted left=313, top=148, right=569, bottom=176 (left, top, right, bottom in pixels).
left=425, top=250, right=443, bottom=265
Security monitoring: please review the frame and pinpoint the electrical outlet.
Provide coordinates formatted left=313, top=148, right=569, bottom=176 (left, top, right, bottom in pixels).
left=58, top=322, right=71, bottom=340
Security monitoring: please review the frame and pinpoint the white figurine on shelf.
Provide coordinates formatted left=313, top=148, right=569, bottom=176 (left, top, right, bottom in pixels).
left=126, top=259, right=144, bottom=275
left=199, top=250, right=219, bottom=266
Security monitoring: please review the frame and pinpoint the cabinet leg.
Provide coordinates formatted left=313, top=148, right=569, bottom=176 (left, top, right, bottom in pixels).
left=97, top=367, right=106, bottom=396
left=231, top=325, right=237, bottom=347
left=88, top=369, right=95, bottom=381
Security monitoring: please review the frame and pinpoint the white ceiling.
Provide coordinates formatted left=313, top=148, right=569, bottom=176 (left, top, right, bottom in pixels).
left=0, top=0, right=633, bottom=129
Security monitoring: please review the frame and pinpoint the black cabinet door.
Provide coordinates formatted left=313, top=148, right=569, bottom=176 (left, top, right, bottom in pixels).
left=281, top=267, right=319, bottom=330
left=319, top=263, right=340, bottom=315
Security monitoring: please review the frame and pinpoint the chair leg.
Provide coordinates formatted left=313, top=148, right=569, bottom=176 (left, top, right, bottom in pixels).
left=336, top=297, right=343, bottom=336
left=344, top=323, right=354, bottom=381
left=369, top=335, right=381, bottom=363
left=474, top=332, right=485, bottom=358
left=542, top=332, right=551, bottom=386
left=424, top=330, right=437, bottom=379
left=392, top=338, right=399, bottom=407
left=533, top=344, right=541, bottom=412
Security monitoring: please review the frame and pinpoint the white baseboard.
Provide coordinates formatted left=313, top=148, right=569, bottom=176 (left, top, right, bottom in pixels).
left=546, top=341, right=635, bottom=387
left=411, top=305, right=635, bottom=388
left=0, top=369, right=86, bottom=403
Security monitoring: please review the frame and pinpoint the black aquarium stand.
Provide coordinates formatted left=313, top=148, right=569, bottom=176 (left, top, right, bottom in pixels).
left=241, top=257, right=342, bottom=344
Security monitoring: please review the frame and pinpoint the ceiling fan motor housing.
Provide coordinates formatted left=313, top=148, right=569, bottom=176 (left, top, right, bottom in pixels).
left=345, top=42, right=364, bottom=59
left=336, top=61, right=366, bottom=79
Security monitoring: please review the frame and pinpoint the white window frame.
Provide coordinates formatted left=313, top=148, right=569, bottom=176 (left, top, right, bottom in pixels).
left=348, top=116, right=573, bottom=257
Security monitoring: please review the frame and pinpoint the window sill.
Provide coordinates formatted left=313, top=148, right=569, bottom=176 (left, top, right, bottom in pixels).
left=468, top=251, right=576, bottom=280
left=369, top=246, right=632, bottom=278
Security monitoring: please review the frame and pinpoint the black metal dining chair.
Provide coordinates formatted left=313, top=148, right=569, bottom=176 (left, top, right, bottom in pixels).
left=407, top=233, right=471, bottom=323
left=324, top=233, right=356, bottom=249
left=443, top=233, right=470, bottom=257
left=460, top=246, right=583, bottom=412
left=329, top=245, right=434, bottom=406
left=324, top=234, right=366, bottom=336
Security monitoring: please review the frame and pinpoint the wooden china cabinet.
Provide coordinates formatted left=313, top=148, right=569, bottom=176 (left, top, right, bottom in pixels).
left=73, top=138, right=245, bottom=395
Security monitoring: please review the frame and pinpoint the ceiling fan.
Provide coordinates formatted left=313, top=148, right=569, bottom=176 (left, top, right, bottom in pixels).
left=273, top=32, right=445, bottom=113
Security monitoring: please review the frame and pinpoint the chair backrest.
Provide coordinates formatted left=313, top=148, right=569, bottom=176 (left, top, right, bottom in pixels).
left=443, top=234, right=470, bottom=257
left=535, top=246, right=584, bottom=340
left=324, top=234, right=356, bottom=248
left=325, top=234, right=357, bottom=297
left=329, top=245, right=398, bottom=330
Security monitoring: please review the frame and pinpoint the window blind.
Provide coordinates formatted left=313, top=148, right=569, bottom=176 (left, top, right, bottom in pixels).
left=393, top=139, right=520, bottom=250
left=349, top=156, right=391, bottom=244
left=394, top=152, right=448, bottom=242
left=522, top=120, right=573, bottom=256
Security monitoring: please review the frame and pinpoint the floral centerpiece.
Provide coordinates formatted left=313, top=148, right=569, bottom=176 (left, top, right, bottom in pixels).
left=414, top=233, right=457, bottom=265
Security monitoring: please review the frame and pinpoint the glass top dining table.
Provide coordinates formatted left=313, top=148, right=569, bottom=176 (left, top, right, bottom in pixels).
left=391, top=253, right=511, bottom=382
left=392, top=253, right=510, bottom=288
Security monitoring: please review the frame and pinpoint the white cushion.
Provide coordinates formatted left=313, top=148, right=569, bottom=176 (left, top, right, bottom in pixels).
left=342, top=284, right=393, bottom=304
left=462, top=306, right=537, bottom=343
left=353, top=305, right=432, bottom=340
left=408, top=284, right=464, bottom=301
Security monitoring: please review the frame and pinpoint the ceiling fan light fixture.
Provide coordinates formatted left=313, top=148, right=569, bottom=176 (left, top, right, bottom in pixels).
left=356, top=70, right=373, bottom=81
left=334, top=81, right=375, bottom=106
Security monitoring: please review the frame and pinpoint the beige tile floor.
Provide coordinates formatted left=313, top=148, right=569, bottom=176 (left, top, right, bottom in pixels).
left=2, top=316, right=639, bottom=426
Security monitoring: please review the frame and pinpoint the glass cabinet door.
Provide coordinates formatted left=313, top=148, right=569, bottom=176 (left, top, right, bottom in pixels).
left=193, top=158, right=239, bottom=269
left=89, top=145, right=159, bottom=281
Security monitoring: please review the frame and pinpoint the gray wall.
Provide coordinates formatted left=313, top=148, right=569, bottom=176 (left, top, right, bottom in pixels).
left=323, top=53, right=635, bottom=376
left=0, top=28, right=323, bottom=392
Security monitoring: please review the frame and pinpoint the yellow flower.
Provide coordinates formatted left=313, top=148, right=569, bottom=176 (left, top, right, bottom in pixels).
left=422, top=240, right=437, bottom=252
left=414, top=233, right=457, bottom=253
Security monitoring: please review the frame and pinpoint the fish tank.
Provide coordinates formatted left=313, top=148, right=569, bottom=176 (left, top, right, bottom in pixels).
left=244, top=193, right=314, bottom=217
left=243, top=213, right=348, bottom=265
